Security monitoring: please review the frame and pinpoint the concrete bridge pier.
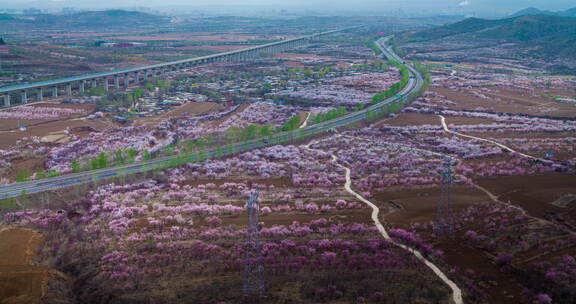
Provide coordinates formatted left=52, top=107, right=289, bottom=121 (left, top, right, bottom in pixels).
left=3, top=95, right=10, bottom=107
left=66, top=84, right=72, bottom=96
left=124, top=74, right=130, bottom=88
left=37, top=88, right=43, bottom=101
left=104, top=78, right=110, bottom=92
left=79, top=81, right=85, bottom=93
left=114, top=76, right=120, bottom=89
left=91, top=79, right=97, bottom=88
left=22, top=90, right=28, bottom=104
left=53, top=87, right=58, bottom=98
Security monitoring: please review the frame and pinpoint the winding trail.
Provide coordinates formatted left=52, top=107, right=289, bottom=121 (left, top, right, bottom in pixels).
left=439, top=115, right=537, bottom=159
left=304, top=136, right=464, bottom=304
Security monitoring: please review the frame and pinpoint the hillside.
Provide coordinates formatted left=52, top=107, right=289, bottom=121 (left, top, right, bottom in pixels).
left=399, top=15, right=576, bottom=61
left=37, top=10, right=168, bottom=28
left=0, top=10, right=168, bottom=29
left=510, top=7, right=576, bottom=18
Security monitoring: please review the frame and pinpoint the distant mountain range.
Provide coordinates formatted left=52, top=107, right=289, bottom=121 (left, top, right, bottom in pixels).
left=399, top=14, right=576, bottom=59
left=510, top=7, right=576, bottom=18
left=0, top=10, right=169, bottom=29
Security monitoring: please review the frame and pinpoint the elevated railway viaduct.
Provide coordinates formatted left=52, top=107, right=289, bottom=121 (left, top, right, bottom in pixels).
left=1, top=27, right=359, bottom=107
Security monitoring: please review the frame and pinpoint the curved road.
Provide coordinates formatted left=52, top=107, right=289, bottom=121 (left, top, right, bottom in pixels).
left=0, top=36, right=424, bottom=200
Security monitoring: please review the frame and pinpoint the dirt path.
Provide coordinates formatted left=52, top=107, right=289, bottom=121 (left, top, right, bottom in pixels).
left=439, top=115, right=537, bottom=159
left=304, top=136, right=464, bottom=304
left=299, top=112, right=311, bottom=128
left=438, top=115, right=575, bottom=236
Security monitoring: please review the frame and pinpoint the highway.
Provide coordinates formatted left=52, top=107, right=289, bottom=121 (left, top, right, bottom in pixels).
left=0, top=36, right=424, bottom=200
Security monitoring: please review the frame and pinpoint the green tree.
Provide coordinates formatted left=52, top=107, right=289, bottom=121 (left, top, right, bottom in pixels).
left=242, top=125, right=259, bottom=140
left=259, top=125, right=271, bottom=137
left=47, top=169, right=60, bottom=178
left=133, top=89, right=144, bottom=100
left=126, top=148, right=138, bottom=163
left=114, top=150, right=125, bottom=165
left=280, top=114, right=301, bottom=131
left=89, top=158, right=99, bottom=170
left=15, top=169, right=31, bottom=182
left=35, top=170, right=46, bottom=180
left=71, top=159, right=81, bottom=173
left=143, top=149, right=151, bottom=161
left=87, top=87, right=106, bottom=96
left=165, top=145, right=175, bottom=156
left=97, top=152, right=108, bottom=169
left=19, top=190, right=28, bottom=203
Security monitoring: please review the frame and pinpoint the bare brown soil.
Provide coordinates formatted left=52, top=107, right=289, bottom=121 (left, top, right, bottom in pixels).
left=134, top=102, right=221, bottom=127
left=377, top=185, right=490, bottom=227
left=476, top=173, right=576, bottom=225
left=0, top=102, right=95, bottom=131
left=0, top=118, right=111, bottom=149
left=431, top=87, right=576, bottom=117
left=436, top=240, right=524, bottom=303
left=534, top=88, right=576, bottom=98
left=9, top=157, right=47, bottom=177
left=0, top=228, right=64, bottom=304
left=209, top=103, right=251, bottom=127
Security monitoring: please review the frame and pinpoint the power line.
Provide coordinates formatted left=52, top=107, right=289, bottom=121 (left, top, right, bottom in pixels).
left=243, top=189, right=265, bottom=299
left=435, top=156, right=455, bottom=238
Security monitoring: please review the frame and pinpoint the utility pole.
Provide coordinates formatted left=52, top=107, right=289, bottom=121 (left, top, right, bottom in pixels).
left=435, top=156, right=455, bottom=237
left=243, top=189, right=265, bottom=299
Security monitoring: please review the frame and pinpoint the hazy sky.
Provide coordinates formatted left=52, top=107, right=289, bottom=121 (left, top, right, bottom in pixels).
left=1, top=0, right=574, bottom=16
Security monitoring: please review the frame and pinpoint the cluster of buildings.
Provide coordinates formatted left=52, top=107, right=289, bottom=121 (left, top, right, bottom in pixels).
left=134, top=92, right=208, bottom=117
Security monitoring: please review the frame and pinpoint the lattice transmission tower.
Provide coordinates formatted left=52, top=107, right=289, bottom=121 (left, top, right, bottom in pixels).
left=243, top=190, right=265, bottom=298
left=435, top=156, right=455, bottom=237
